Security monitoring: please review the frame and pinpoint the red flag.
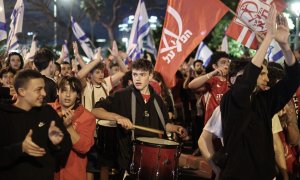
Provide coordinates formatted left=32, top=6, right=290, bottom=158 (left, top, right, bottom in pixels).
left=226, top=0, right=287, bottom=49
left=154, top=0, right=229, bottom=87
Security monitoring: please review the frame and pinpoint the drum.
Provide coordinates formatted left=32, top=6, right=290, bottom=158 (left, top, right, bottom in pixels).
left=130, top=137, right=181, bottom=180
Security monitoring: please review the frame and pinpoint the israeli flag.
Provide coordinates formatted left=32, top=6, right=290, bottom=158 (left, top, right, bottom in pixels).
left=71, top=16, right=94, bottom=59
left=127, top=0, right=150, bottom=61
left=266, top=40, right=284, bottom=63
left=7, top=0, right=24, bottom=52
left=195, top=42, right=213, bottom=66
left=0, top=0, right=7, bottom=41
left=144, top=29, right=157, bottom=59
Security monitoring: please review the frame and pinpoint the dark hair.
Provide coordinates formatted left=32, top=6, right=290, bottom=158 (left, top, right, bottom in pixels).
left=0, top=68, right=16, bottom=78
left=33, top=48, right=55, bottom=71
left=228, top=58, right=250, bottom=79
left=6, top=52, right=24, bottom=70
left=14, top=69, right=43, bottom=94
left=152, top=71, right=169, bottom=100
left=58, top=76, right=82, bottom=105
left=91, top=62, right=105, bottom=74
left=267, top=62, right=284, bottom=87
left=132, top=59, right=153, bottom=73
left=122, top=71, right=132, bottom=88
left=193, top=59, right=203, bottom=67
left=206, top=51, right=229, bottom=73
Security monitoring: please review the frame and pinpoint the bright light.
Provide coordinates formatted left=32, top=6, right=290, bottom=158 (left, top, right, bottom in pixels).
left=118, top=23, right=129, bottom=32
left=122, top=37, right=128, bottom=49
left=129, top=15, right=134, bottom=20
left=122, top=37, right=128, bottom=43
left=128, top=15, right=134, bottom=24
left=283, top=13, right=295, bottom=30
left=96, top=39, right=106, bottom=43
left=149, top=16, right=157, bottom=23
left=291, top=2, right=300, bottom=16
left=27, top=32, right=34, bottom=36
left=150, top=24, right=157, bottom=30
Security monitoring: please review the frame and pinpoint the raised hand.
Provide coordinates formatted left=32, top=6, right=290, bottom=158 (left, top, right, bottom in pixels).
left=22, top=129, right=46, bottom=157
left=72, top=41, right=79, bottom=55
left=48, top=121, right=64, bottom=145
left=60, top=46, right=68, bottom=60
left=274, top=14, right=290, bottom=45
left=108, top=40, right=119, bottom=58
left=265, top=4, right=277, bottom=38
left=93, top=47, right=103, bottom=61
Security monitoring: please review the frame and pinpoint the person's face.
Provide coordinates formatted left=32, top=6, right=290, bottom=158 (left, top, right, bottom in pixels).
left=256, top=64, right=269, bottom=91
left=110, top=66, right=120, bottom=75
left=58, top=84, right=77, bottom=109
left=194, top=62, right=204, bottom=75
left=19, top=78, right=46, bottom=108
left=90, top=69, right=104, bottom=85
left=60, top=64, right=72, bottom=77
left=132, top=69, right=151, bottom=93
left=214, top=57, right=230, bottom=75
left=1, top=72, right=14, bottom=87
left=9, top=55, right=21, bottom=70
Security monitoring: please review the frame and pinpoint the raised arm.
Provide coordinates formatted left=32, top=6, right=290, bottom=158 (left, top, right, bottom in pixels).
left=73, top=41, right=86, bottom=68
left=251, top=4, right=276, bottom=67
left=108, top=41, right=127, bottom=73
left=274, top=14, right=296, bottom=66
left=76, top=49, right=103, bottom=80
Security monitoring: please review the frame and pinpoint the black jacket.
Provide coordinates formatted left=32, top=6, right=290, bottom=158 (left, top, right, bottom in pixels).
left=220, top=62, right=299, bottom=180
left=95, top=84, right=170, bottom=169
left=0, top=103, right=72, bottom=180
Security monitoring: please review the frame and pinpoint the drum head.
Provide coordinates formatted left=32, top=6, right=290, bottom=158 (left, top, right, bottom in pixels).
left=136, top=137, right=179, bottom=147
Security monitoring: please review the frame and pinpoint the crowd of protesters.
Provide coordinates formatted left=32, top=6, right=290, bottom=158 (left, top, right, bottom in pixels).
left=0, top=6, right=300, bottom=180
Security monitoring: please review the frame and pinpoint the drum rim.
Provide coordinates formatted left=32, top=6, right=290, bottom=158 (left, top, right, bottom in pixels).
left=134, top=137, right=179, bottom=148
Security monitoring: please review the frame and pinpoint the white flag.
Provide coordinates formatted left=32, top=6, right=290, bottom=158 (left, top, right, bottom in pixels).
left=266, top=39, right=284, bottom=64
left=71, top=16, right=94, bottom=59
left=25, top=35, right=37, bottom=61
left=127, top=0, right=150, bottom=61
left=7, top=0, right=24, bottom=52
left=0, top=0, right=7, bottom=41
left=195, top=42, right=213, bottom=66
left=221, top=35, right=229, bottom=54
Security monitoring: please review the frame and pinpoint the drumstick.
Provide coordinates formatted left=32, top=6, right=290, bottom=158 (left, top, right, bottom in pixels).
left=96, top=120, right=164, bottom=135
left=133, top=125, right=164, bottom=135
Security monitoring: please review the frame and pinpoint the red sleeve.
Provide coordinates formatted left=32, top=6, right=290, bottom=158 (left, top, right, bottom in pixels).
left=72, top=111, right=96, bottom=154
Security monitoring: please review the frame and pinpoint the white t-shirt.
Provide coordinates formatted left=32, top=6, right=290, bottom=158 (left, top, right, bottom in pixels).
left=82, top=76, right=116, bottom=127
left=203, top=106, right=283, bottom=142
left=82, top=77, right=112, bottom=111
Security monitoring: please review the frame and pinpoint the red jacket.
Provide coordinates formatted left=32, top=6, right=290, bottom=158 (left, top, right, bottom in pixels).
left=50, top=101, right=96, bottom=180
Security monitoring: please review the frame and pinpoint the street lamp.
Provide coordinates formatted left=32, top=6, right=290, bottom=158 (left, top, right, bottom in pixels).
left=54, top=0, right=57, bottom=47
left=290, top=2, right=300, bottom=50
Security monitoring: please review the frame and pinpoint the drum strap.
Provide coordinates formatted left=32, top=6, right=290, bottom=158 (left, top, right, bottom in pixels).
left=153, top=98, right=166, bottom=130
left=131, top=92, right=136, bottom=140
left=131, top=92, right=166, bottom=140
